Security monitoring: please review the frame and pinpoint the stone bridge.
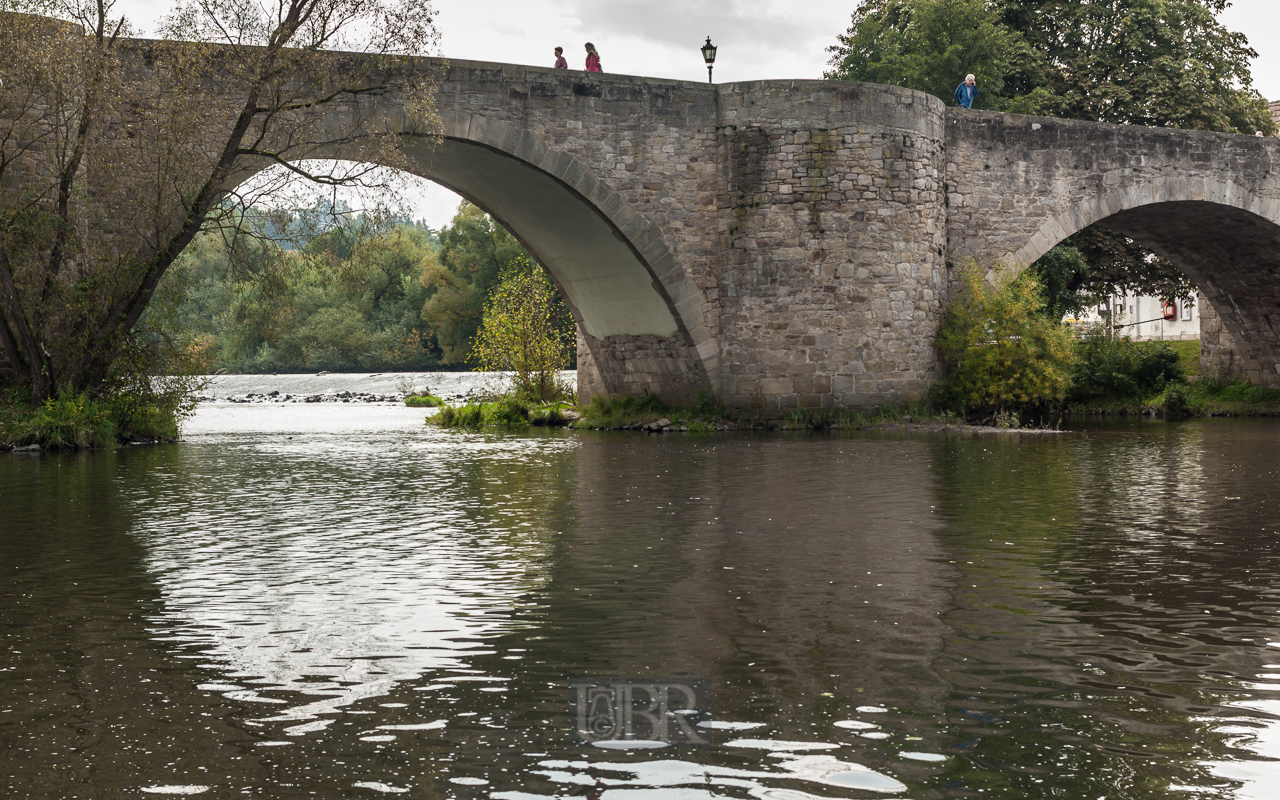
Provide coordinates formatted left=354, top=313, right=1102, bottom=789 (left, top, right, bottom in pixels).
left=22, top=39, right=1280, bottom=407
left=368, top=59, right=1280, bottom=407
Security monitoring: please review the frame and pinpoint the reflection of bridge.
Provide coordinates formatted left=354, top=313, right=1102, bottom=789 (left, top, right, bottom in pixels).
left=68, top=48, right=1280, bottom=408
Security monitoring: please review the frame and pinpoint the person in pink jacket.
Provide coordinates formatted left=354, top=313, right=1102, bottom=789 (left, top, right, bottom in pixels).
left=585, top=43, right=601, bottom=72
left=554, top=47, right=567, bottom=69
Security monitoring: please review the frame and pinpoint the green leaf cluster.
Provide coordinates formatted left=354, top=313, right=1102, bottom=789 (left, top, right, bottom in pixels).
left=470, top=258, right=575, bottom=403
left=155, top=199, right=571, bottom=375
left=1068, top=332, right=1185, bottom=403
left=826, top=0, right=1037, bottom=111
left=163, top=220, right=441, bottom=373
left=932, top=261, right=1077, bottom=413
left=420, top=203, right=530, bottom=364
left=828, top=0, right=1276, bottom=136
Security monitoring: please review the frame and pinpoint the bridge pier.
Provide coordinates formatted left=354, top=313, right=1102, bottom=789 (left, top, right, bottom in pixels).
left=575, top=329, right=706, bottom=406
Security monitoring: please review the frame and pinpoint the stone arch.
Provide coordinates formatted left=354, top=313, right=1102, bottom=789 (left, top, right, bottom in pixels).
left=297, top=111, right=717, bottom=404
left=1003, top=177, right=1280, bottom=386
left=1002, top=176, right=1280, bottom=269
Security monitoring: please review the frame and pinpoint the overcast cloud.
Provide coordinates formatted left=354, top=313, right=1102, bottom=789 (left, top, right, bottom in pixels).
left=109, top=0, right=1280, bottom=227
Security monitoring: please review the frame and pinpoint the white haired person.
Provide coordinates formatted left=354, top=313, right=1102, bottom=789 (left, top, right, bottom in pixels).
left=585, top=42, right=602, bottom=73
left=954, top=74, right=978, bottom=109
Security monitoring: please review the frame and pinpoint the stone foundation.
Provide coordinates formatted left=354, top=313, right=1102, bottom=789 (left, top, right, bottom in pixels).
left=578, top=331, right=708, bottom=406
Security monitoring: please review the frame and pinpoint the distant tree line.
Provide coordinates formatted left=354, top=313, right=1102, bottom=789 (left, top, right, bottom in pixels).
left=155, top=200, right=574, bottom=374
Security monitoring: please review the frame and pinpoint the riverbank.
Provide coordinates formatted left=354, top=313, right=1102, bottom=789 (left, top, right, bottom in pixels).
left=11, top=363, right=1280, bottom=451
left=436, top=393, right=1052, bottom=434
left=0, top=391, right=183, bottom=451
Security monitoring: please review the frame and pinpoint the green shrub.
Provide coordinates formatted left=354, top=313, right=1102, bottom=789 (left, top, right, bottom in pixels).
left=0, top=392, right=116, bottom=449
left=1161, top=382, right=1191, bottom=415
left=404, top=394, right=445, bottom=407
left=432, top=396, right=532, bottom=430
left=1069, top=333, right=1184, bottom=403
left=529, top=404, right=567, bottom=426
left=436, top=402, right=483, bottom=429
left=932, top=261, right=1076, bottom=413
left=471, top=258, right=574, bottom=402
left=482, top=396, right=532, bottom=428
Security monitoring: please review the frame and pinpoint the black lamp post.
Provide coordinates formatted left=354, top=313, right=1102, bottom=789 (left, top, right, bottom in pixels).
left=701, top=37, right=717, bottom=84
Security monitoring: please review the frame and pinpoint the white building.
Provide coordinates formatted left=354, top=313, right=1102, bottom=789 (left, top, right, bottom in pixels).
left=1066, top=294, right=1199, bottom=341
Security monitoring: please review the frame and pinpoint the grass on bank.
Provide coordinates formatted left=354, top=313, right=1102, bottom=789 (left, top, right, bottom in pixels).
left=404, top=393, right=446, bottom=408
left=430, top=389, right=964, bottom=433
left=430, top=394, right=572, bottom=430
left=1, top=388, right=188, bottom=450
left=1062, top=338, right=1280, bottom=417
left=570, top=393, right=734, bottom=432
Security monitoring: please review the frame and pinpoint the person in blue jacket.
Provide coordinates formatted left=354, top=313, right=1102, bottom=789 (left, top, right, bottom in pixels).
left=955, top=74, right=978, bottom=108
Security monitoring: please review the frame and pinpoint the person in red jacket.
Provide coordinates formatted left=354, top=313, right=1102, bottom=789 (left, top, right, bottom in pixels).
left=585, top=43, right=602, bottom=72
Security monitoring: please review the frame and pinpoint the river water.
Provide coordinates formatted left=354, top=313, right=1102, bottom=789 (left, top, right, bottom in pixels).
left=4, top=373, right=1280, bottom=799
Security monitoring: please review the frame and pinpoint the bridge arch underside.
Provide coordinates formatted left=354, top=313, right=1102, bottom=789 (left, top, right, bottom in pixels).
left=296, top=135, right=712, bottom=404
left=403, top=136, right=710, bottom=404
left=1083, top=201, right=1280, bottom=387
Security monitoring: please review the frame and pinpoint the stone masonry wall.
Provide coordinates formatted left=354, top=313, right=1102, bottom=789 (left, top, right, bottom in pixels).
left=712, top=83, right=948, bottom=411
left=1197, top=292, right=1241, bottom=378
left=421, top=66, right=950, bottom=411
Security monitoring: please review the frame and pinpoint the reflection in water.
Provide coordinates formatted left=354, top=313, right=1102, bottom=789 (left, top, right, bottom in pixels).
left=3, top=404, right=1280, bottom=799
left=931, top=423, right=1280, bottom=798
left=132, top=432, right=570, bottom=728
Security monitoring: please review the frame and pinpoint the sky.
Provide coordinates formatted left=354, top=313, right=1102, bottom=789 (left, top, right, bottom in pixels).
left=113, top=0, right=1280, bottom=229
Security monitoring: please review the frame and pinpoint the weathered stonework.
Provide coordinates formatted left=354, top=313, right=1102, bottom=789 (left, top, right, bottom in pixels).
left=24, top=35, right=1280, bottom=404
left=946, top=110, right=1280, bottom=386
left=310, top=60, right=953, bottom=411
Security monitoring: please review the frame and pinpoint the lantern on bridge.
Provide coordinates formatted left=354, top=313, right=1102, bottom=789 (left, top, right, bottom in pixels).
left=701, top=37, right=717, bottom=84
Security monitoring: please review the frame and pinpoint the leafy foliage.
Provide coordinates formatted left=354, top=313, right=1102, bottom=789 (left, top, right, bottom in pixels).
left=162, top=216, right=442, bottom=373
left=1032, top=232, right=1197, bottom=317
left=404, top=393, right=445, bottom=407
left=826, top=0, right=1039, bottom=111
left=1068, top=332, right=1185, bottom=403
left=1057, top=228, right=1195, bottom=303
left=831, top=0, right=1275, bottom=136
left=470, top=258, right=575, bottom=403
left=432, top=395, right=562, bottom=430
left=1027, top=244, right=1093, bottom=320
left=1, top=391, right=115, bottom=449
left=1002, top=0, right=1275, bottom=135
left=932, top=261, right=1077, bottom=413
left=420, top=203, right=529, bottom=364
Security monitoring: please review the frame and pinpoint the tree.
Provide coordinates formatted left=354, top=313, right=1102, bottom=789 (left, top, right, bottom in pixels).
left=419, top=202, right=529, bottom=363
left=0, top=0, right=440, bottom=402
left=830, top=0, right=1275, bottom=135
left=158, top=210, right=441, bottom=373
left=826, top=0, right=1045, bottom=112
left=471, top=258, right=574, bottom=403
left=999, top=0, right=1275, bottom=135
